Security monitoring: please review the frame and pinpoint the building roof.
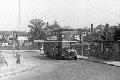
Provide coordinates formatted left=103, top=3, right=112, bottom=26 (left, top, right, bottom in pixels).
left=15, top=31, right=28, bottom=36
left=0, top=31, right=13, bottom=35
left=62, top=26, right=73, bottom=29
left=46, top=29, right=77, bottom=36
left=93, top=25, right=104, bottom=32
left=0, top=31, right=28, bottom=36
left=62, top=31, right=77, bottom=35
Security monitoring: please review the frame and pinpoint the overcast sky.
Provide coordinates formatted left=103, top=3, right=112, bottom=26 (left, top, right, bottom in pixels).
left=0, top=0, right=120, bottom=31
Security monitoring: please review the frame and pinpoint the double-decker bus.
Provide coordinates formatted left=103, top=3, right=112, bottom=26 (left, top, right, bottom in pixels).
left=44, top=28, right=79, bottom=60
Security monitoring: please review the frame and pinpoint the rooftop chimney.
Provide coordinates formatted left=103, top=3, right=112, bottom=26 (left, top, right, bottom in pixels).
left=90, top=24, right=93, bottom=35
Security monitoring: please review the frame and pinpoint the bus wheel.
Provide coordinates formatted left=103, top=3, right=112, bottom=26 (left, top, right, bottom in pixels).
left=61, top=56, right=65, bottom=60
left=55, top=54, right=59, bottom=60
left=73, top=56, right=77, bottom=60
left=46, top=51, right=49, bottom=57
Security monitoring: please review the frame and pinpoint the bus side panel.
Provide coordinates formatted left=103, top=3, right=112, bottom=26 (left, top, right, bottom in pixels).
left=44, top=42, right=57, bottom=58
left=49, top=42, right=56, bottom=58
left=73, top=44, right=82, bottom=55
left=44, top=43, right=49, bottom=56
left=62, top=42, right=69, bottom=48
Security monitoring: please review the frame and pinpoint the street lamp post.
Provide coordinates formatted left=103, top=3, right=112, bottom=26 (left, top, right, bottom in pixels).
left=13, top=0, right=21, bottom=57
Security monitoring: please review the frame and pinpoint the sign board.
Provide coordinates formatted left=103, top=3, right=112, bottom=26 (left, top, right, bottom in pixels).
left=75, top=35, right=80, bottom=40
left=17, top=36, right=28, bottom=40
left=34, top=40, right=44, bottom=42
left=47, top=36, right=57, bottom=40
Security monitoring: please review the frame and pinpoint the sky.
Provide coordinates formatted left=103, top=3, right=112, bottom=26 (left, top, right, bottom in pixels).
left=0, top=0, right=120, bottom=31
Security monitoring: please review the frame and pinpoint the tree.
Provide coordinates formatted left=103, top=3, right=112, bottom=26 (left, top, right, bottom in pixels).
left=91, top=30, right=102, bottom=41
left=82, top=28, right=91, bottom=42
left=1, top=35, right=7, bottom=43
left=44, top=22, right=51, bottom=31
left=50, top=21, right=60, bottom=29
left=28, top=19, right=46, bottom=42
left=100, top=23, right=113, bottom=40
left=44, top=21, right=60, bottom=30
left=91, top=23, right=115, bottom=41
left=113, top=24, right=120, bottom=41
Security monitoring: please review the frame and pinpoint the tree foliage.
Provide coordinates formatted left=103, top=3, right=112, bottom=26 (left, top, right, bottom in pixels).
left=113, top=24, right=120, bottom=41
left=28, top=19, right=61, bottom=42
left=100, top=23, right=113, bottom=40
left=27, top=18, right=120, bottom=42
left=44, top=21, right=60, bottom=30
left=91, top=23, right=114, bottom=41
left=28, top=19, right=46, bottom=41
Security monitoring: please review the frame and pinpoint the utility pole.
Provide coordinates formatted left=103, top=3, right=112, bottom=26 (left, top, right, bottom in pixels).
left=18, top=0, right=21, bottom=51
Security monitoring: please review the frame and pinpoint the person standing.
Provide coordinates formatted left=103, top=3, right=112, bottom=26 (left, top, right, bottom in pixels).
left=87, top=45, right=91, bottom=59
left=15, top=52, right=20, bottom=64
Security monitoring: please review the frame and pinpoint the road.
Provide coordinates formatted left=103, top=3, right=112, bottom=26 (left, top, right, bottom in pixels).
left=2, top=51, right=120, bottom=80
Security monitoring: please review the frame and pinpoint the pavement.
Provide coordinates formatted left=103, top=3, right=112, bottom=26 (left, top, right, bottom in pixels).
left=0, top=51, right=120, bottom=79
left=77, top=55, right=120, bottom=67
left=0, top=51, right=38, bottom=78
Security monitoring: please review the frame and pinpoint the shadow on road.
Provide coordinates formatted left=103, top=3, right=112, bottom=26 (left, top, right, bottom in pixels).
left=32, top=55, right=55, bottom=60
left=21, top=50, right=56, bottom=60
left=22, top=51, right=39, bottom=53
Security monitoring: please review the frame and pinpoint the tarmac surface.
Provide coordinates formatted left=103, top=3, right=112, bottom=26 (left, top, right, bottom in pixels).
left=0, top=50, right=120, bottom=80
left=0, top=50, right=38, bottom=78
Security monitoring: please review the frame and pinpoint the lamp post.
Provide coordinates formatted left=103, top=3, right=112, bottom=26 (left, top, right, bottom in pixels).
left=12, top=0, right=21, bottom=56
